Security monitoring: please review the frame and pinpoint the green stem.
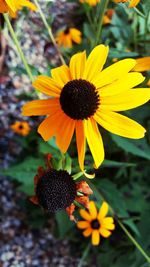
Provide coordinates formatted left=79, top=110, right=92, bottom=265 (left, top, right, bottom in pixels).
left=95, top=0, right=109, bottom=45
left=33, top=0, right=65, bottom=65
left=3, top=13, right=34, bottom=82
left=88, top=182, right=150, bottom=263
left=77, top=242, right=91, bottom=267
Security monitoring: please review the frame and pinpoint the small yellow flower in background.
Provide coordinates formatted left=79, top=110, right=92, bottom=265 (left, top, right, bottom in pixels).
left=11, top=121, right=31, bottom=136
left=56, top=28, right=82, bottom=49
left=80, top=0, right=100, bottom=6
left=22, top=44, right=150, bottom=171
left=132, top=57, right=150, bottom=72
left=0, top=0, right=37, bottom=18
left=147, top=79, right=150, bottom=87
left=77, top=201, right=115, bottom=246
left=114, top=0, right=140, bottom=7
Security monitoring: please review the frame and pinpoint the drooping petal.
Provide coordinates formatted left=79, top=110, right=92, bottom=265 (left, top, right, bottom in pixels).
left=99, top=73, right=145, bottom=97
left=94, top=110, right=146, bottom=139
left=97, top=202, right=108, bottom=220
left=88, top=201, right=97, bottom=219
left=69, top=51, right=86, bottom=79
left=76, top=120, right=86, bottom=171
left=22, top=98, right=59, bottom=116
left=79, top=209, right=92, bottom=222
left=37, top=110, right=63, bottom=141
left=92, top=230, right=100, bottom=245
left=84, top=118, right=104, bottom=168
left=99, top=228, right=111, bottom=238
left=33, top=76, right=61, bottom=97
left=100, top=89, right=150, bottom=111
left=92, top=59, right=136, bottom=88
left=83, top=45, right=109, bottom=81
left=77, top=221, right=90, bottom=229
left=51, top=65, right=71, bottom=88
left=83, top=227, right=92, bottom=237
left=55, top=114, right=75, bottom=153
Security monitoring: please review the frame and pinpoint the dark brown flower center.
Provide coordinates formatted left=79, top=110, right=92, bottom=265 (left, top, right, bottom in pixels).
left=64, top=28, right=70, bottom=35
left=19, top=125, right=23, bottom=129
left=60, top=79, right=100, bottom=120
left=36, top=169, right=76, bottom=213
left=91, top=219, right=100, bottom=229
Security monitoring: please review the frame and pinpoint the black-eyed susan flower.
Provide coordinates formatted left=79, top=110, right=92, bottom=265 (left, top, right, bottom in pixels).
left=133, top=57, right=150, bottom=72
left=114, top=0, right=140, bottom=7
left=30, top=154, right=93, bottom=221
left=80, top=0, right=100, bottom=6
left=0, top=0, right=37, bottom=18
left=77, top=201, right=115, bottom=246
left=56, top=28, right=82, bottom=48
left=11, top=121, right=31, bottom=136
left=22, top=44, right=150, bottom=171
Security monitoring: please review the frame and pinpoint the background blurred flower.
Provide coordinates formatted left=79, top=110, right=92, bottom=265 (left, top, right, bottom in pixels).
left=133, top=57, right=150, bottom=72
left=80, top=0, right=100, bottom=6
left=114, top=0, right=140, bottom=7
left=11, top=121, right=31, bottom=136
left=0, top=0, right=37, bottom=18
left=56, top=27, right=82, bottom=48
left=77, top=201, right=115, bottom=246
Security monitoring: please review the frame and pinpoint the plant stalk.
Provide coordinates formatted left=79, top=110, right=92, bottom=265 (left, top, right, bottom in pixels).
left=95, top=0, right=109, bottom=45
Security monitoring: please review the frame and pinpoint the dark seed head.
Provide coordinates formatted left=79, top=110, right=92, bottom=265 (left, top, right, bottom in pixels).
left=64, top=28, right=70, bottom=35
left=36, top=169, right=76, bottom=212
left=91, top=219, right=100, bottom=229
left=60, top=79, right=100, bottom=120
left=19, top=125, right=23, bottom=129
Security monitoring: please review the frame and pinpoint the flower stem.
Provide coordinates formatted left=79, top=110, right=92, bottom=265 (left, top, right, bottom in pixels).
left=33, top=0, right=65, bottom=65
left=77, top=242, right=91, bottom=267
left=95, top=0, right=109, bottom=45
left=3, top=13, right=34, bottom=82
left=88, top=182, right=150, bottom=264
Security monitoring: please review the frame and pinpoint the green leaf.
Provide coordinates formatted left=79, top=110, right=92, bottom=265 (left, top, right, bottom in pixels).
left=111, top=135, right=150, bottom=160
left=2, top=157, right=44, bottom=195
left=55, top=210, right=74, bottom=238
left=102, top=159, right=135, bottom=168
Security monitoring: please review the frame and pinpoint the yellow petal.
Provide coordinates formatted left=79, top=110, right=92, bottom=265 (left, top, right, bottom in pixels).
left=102, top=223, right=115, bottom=230
left=70, top=28, right=82, bottom=44
left=101, top=217, right=114, bottom=224
left=99, top=72, right=145, bottom=97
left=97, top=202, right=108, bottom=220
left=19, top=0, right=37, bottom=11
left=33, top=76, right=61, bottom=97
left=69, top=51, right=86, bottom=79
left=100, top=89, right=150, bottom=111
left=93, top=59, right=136, bottom=88
left=83, top=45, right=109, bottom=81
left=0, top=0, right=8, bottom=12
left=99, top=228, right=111, bottom=238
left=133, top=57, right=150, bottom=72
left=88, top=201, right=97, bottom=219
left=129, top=0, right=140, bottom=7
left=84, top=118, right=104, bottom=169
left=94, top=110, right=146, bottom=139
left=22, top=98, right=59, bottom=116
left=79, top=209, right=92, bottom=221
left=5, top=0, right=16, bottom=12
left=77, top=221, right=90, bottom=229
left=75, top=120, right=86, bottom=171
left=83, top=227, right=92, bottom=237
left=38, top=110, right=63, bottom=141
left=55, top=114, right=75, bottom=153
left=51, top=65, right=71, bottom=88
left=92, top=230, right=100, bottom=245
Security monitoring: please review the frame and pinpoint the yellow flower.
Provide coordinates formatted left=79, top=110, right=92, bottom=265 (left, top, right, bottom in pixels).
left=80, top=0, right=100, bottom=6
left=114, top=0, right=140, bottom=7
left=56, top=28, right=82, bottom=49
left=147, top=79, right=150, bottom=87
left=132, top=57, right=150, bottom=72
left=22, top=45, right=150, bottom=171
left=11, top=121, right=31, bottom=136
left=77, top=201, right=115, bottom=246
left=0, top=0, right=37, bottom=18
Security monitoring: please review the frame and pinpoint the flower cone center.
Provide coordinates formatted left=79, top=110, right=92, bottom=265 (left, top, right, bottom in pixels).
left=60, top=79, right=100, bottom=120
left=36, top=170, right=76, bottom=212
left=91, top=219, right=100, bottom=229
